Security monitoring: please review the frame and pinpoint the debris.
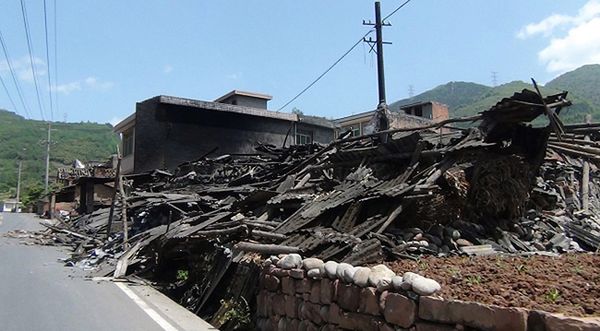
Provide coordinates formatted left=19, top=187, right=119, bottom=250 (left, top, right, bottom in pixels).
left=32, top=88, right=600, bottom=330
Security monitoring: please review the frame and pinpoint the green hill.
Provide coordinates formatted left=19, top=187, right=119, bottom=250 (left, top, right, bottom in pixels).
left=0, top=109, right=119, bottom=204
left=390, top=64, right=600, bottom=124
left=546, top=64, right=600, bottom=113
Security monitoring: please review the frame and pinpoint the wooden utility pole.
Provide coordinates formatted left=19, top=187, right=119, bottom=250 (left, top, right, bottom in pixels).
left=363, top=1, right=391, bottom=108
left=44, top=122, right=52, bottom=193
left=15, top=160, right=22, bottom=213
left=106, top=152, right=122, bottom=239
left=363, top=1, right=392, bottom=132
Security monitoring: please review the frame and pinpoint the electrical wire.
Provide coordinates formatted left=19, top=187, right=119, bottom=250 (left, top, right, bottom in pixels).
left=0, top=72, right=18, bottom=113
left=383, top=0, right=413, bottom=21
left=277, top=0, right=415, bottom=112
left=20, top=0, right=46, bottom=121
left=43, top=0, right=54, bottom=120
left=277, top=29, right=374, bottom=111
left=53, top=0, right=59, bottom=120
left=0, top=30, right=31, bottom=118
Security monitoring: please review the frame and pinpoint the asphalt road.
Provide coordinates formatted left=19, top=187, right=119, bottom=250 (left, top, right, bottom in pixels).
left=0, top=212, right=178, bottom=331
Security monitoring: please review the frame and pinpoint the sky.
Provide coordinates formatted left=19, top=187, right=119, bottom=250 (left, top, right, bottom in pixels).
left=0, top=0, right=599, bottom=125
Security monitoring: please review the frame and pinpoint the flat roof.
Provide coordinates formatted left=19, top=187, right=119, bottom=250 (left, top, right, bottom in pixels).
left=334, top=110, right=376, bottom=123
left=158, top=95, right=296, bottom=122
left=214, top=90, right=273, bottom=103
left=112, top=113, right=136, bottom=133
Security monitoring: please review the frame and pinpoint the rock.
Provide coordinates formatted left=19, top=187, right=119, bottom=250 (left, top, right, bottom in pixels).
left=284, top=295, right=299, bottom=318
left=307, top=268, right=322, bottom=279
left=309, top=280, right=320, bottom=303
left=419, top=240, right=429, bottom=247
left=281, top=276, right=296, bottom=295
left=337, top=282, right=361, bottom=312
left=263, top=274, right=280, bottom=292
left=456, top=238, right=473, bottom=247
left=324, top=261, right=339, bottom=279
left=403, top=272, right=420, bottom=284
left=382, top=292, right=417, bottom=328
left=391, top=275, right=404, bottom=291
left=413, top=233, right=424, bottom=241
left=336, top=263, right=354, bottom=281
left=262, top=259, right=272, bottom=267
left=377, top=278, right=392, bottom=292
left=269, top=255, right=280, bottom=264
left=411, top=277, right=441, bottom=296
left=289, top=268, right=305, bottom=279
left=418, top=296, right=528, bottom=331
left=358, top=287, right=381, bottom=316
left=400, top=280, right=412, bottom=291
left=277, top=254, right=303, bottom=269
left=352, top=267, right=371, bottom=287
left=342, top=265, right=357, bottom=283
left=302, top=257, right=324, bottom=271
left=327, top=279, right=339, bottom=304
left=368, top=264, right=395, bottom=287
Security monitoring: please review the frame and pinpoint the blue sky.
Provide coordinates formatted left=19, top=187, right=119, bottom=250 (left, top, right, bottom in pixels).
left=0, top=0, right=598, bottom=124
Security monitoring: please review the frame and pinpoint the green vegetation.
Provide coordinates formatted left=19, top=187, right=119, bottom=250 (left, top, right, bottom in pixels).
left=0, top=109, right=119, bottom=205
left=176, top=269, right=189, bottom=281
left=390, top=64, right=600, bottom=124
left=465, top=274, right=482, bottom=285
left=545, top=288, right=561, bottom=303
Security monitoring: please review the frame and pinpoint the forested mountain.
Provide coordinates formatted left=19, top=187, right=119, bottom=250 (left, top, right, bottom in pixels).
left=0, top=109, right=119, bottom=204
left=390, top=64, right=600, bottom=124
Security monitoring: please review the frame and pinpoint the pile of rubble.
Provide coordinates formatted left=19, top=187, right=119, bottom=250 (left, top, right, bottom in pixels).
left=31, top=88, right=600, bottom=327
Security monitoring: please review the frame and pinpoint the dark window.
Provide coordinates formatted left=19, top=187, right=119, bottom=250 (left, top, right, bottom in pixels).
left=123, top=130, right=134, bottom=157
left=296, top=129, right=313, bottom=144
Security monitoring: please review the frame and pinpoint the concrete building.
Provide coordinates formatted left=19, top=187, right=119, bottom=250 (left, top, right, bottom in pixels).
left=334, top=101, right=450, bottom=137
left=0, top=199, right=21, bottom=212
left=113, top=90, right=336, bottom=174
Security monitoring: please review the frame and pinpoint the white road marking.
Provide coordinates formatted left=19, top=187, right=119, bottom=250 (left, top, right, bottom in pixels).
left=115, top=282, right=179, bottom=331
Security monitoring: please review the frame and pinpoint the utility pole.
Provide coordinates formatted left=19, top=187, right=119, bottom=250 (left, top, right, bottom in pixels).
left=364, top=1, right=391, bottom=108
left=15, top=160, right=22, bottom=213
left=44, top=122, right=51, bottom=193
left=491, top=71, right=498, bottom=87
left=363, top=1, right=392, bottom=132
left=408, top=85, right=415, bottom=98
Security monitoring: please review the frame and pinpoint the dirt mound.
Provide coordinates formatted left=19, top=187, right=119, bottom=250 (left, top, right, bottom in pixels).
left=386, top=253, right=600, bottom=317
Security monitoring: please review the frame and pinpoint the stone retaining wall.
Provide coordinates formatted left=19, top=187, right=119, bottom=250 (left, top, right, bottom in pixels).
left=253, top=254, right=600, bottom=331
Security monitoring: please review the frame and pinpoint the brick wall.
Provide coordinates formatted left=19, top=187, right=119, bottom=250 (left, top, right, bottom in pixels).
left=253, top=254, right=600, bottom=331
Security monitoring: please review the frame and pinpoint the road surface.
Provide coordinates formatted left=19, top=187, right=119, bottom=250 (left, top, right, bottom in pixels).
left=0, top=212, right=215, bottom=331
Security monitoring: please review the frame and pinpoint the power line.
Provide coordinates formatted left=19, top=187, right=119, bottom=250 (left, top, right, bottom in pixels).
left=382, top=0, right=413, bottom=21
left=0, top=72, right=18, bottom=113
left=20, top=0, right=46, bottom=121
left=43, top=0, right=54, bottom=120
left=277, top=30, right=374, bottom=111
left=53, top=0, right=59, bottom=118
left=0, top=30, right=32, bottom=118
left=277, top=0, right=414, bottom=111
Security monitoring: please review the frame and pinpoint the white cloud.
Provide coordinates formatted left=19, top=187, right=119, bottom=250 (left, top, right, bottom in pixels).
left=518, top=0, right=600, bottom=73
left=51, top=76, right=114, bottom=95
left=0, top=56, right=46, bottom=83
left=226, top=72, right=242, bottom=80
left=163, top=64, right=173, bottom=74
left=51, top=81, right=82, bottom=95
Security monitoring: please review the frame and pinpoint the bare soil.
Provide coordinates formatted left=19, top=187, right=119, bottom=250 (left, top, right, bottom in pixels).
left=385, top=253, right=600, bottom=317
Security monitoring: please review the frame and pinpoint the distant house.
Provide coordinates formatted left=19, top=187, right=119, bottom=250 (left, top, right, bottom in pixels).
left=113, top=90, right=336, bottom=174
left=0, top=199, right=21, bottom=212
left=334, top=101, right=449, bottom=137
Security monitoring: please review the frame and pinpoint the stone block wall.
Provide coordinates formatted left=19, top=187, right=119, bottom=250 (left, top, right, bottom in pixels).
left=253, top=254, right=600, bottom=331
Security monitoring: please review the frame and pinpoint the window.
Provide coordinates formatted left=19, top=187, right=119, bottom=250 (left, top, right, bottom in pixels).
left=123, top=129, right=134, bottom=157
left=296, top=129, right=313, bottom=145
left=341, top=126, right=360, bottom=137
